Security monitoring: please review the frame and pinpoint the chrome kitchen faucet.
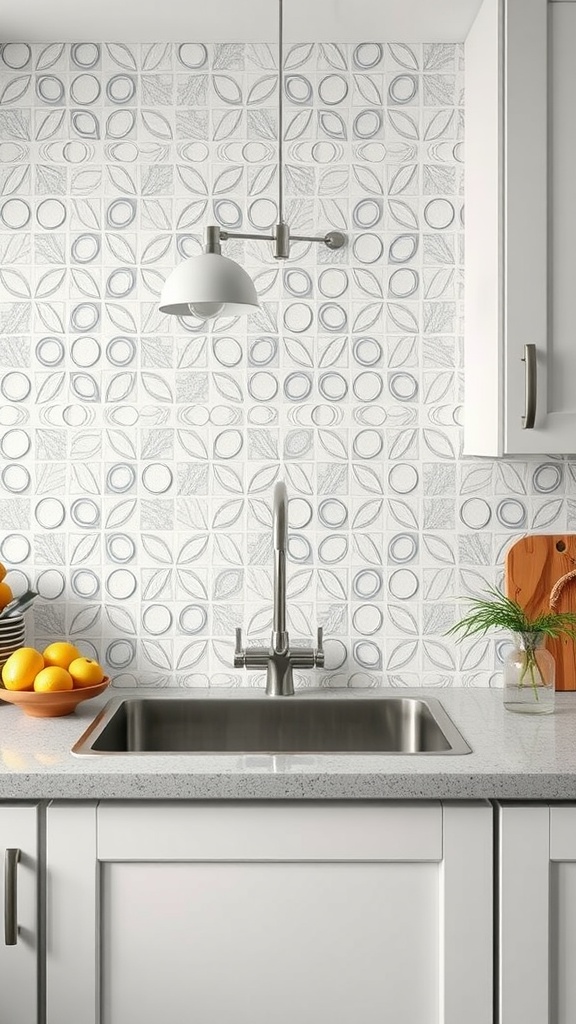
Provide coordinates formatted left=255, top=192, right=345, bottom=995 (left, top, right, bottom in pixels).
left=234, top=481, right=324, bottom=695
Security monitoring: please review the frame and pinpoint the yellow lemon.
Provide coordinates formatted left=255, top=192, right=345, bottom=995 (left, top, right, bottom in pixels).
left=0, top=581, right=13, bottom=609
left=42, top=641, right=81, bottom=670
left=2, top=648, right=44, bottom=691
left=68, top=657, right=104, bottom=688
left=33, top=666, right=73, bottom=693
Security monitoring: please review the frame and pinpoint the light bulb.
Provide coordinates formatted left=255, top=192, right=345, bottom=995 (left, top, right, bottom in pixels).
left=188, top=301, right=225, bottom=319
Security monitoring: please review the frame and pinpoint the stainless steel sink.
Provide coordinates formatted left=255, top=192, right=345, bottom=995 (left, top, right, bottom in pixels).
left=72, top=696, right=471, bottom=755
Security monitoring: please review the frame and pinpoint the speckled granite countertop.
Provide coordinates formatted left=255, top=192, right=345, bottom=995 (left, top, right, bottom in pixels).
left=0, top=686, right=575, bottom=800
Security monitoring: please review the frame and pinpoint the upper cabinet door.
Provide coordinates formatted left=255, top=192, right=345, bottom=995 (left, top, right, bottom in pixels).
left=0, top=804, right=40, bottom=1024
left=465, top=0, right=576, bottom=455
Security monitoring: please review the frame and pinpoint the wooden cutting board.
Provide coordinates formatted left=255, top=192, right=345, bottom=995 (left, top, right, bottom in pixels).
left=505, top=534, right=576, bottom=691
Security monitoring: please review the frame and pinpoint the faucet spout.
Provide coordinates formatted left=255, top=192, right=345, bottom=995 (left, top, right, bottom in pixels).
left=272, top=481, right=288, bottom=643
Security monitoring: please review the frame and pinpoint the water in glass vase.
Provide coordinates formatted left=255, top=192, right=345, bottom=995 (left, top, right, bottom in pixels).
left=503, top=632, right=555, bottom=714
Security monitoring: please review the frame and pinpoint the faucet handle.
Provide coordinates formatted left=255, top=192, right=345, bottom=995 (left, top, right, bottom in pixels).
left=234, top=627, right=246, bottom=668
left=314, top=626, right=325, bottom=668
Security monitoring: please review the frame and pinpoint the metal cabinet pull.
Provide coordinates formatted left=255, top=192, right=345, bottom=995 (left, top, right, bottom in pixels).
left=4, top=848, right=20, bottom=945
left=522, top=343, right=537, bottom=429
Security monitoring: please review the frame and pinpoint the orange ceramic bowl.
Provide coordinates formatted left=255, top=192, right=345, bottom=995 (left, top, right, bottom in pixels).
left=0, top=678, right=110, bottom=717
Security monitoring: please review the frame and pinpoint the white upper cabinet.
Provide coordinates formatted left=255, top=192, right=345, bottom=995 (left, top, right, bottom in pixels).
left=465, top=0, right=576, bottom=455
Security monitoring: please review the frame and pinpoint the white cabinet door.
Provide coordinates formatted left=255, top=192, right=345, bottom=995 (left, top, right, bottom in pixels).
left=46, top=800, right=492, bottom=1024
left=465, top=0, right=576, bottom=455
left=498, top=802, right=576, bottom=1024
left=0, top=803, right=40, bottom=1024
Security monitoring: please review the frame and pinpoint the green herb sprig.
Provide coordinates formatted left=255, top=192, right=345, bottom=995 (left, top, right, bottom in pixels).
left=446, top=585, right=576, bottom=642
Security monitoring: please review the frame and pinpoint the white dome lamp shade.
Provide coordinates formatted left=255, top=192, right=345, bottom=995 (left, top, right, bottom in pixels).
left=159, top=249, right=260, bottom=320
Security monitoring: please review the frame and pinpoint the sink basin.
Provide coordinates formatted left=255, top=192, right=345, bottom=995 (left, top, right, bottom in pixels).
left=72, top=696, right=471, bottom=755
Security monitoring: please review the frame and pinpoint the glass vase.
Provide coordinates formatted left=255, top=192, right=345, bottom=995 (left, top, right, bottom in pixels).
left=503, top=632, right=555, bottom=714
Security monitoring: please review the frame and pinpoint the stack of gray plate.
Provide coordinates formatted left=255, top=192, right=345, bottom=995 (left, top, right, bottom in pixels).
left=0, top=615, right=25, bottom=667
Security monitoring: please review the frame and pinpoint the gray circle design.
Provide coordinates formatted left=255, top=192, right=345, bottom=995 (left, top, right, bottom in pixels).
left=70, top=498, right=100, bottom=528
left=36, top=198, right=66, bottom=229
left=389, top=234, right=419, bottom=264
left=179, top=605, right=208, bottom=634
left=288, top=534, right=312, bottom=563
left=353, top=371, right=383, bottom=403
left=284, top=372, right=312, bottom=402
left=248, top=372, right=278, bottom=402
left=0, top=429, right=30, bottom=460
left=284, top=269, right=313, bottom=298
left=352, top=233, right=383, bottom=264
left=71, top=74, right=101, bottom=105
left=35, top=497, right=66, bottom=529
left=353, top=640, right=382, bottom=670
left=318, top=268, right=348, bottom=298
left=388, top=466, right=419, bottom=497
left=318, top=372, right=348, bottom=402
left=106, top=268, right=136, bottom=299
left=71, top=111, right=100, bottom=139
left=71, top=569, right=100, bottom=599
left=177, top=235, right=202, bottom=259
left=106, top=569, right=137, bottom=600
left=142, top=463, right=173, bottom=494
left=353, top=199, right=382, bottom=229
left=353, top=43, right=383, bottom=69
left=241, top=142, right=273, bottom=163
left=460, top=498, right=492, bottom=530
left=106, top=533, right=136, bottom=563
left=311, top=406, right=341, bottom=427
left=285, top=75, right=313, bottom=104
left=389, top=268, right=419, bottom=299
left=106, top=109, right=136, bottom=139
left=283, top=303, right=313, bottom=333
left=71, top=336, right=100, bottom=367
left=248, top=198, right=277, bottom=231
left=388, top=568, right=419, bottom=600
left=388, top=74, right=418, bottom=104
left=142, top=605, right=173, bottom=636
left=71, top=43, right=100, bottom=68
left=248, top=336, right=276, bottom=367
left=318, top=499, right=348, bottom=529
left=70, top=303, right=100, bottom=331
left=36, top=337, right=65, bottom=366
left=106, top=198, right=136, bottom=229
left=424, top=199, right=455, bottom=230
left=533, top=463, right=563, bottom=493
left=213, top=429, right=243, bottom=460
left=389, top=372, right=418, bottom=401
left=496, top=499, right=527, bottom=529
left=352, top=604, right=383, bottom=636
left=106, top=337, right=136, bottom=367
left=289, top=498, right=313, bottom=530
left=63, top=404, right=93, bottom=426
left=323, top=639, right=347, bottom=671
left=318, top=534, right=348, bottom=564
left=36, top=76, right=65, bottom=104
left=318, top=303, right=347, bottom=332
left=353, top=569, right=383, bottom=599
left=354, top=406, right=386, bottom=427
left=107, top=464, right=135, bottom=494
left=71, top=234, right=100, bottom=263
left=388, top=534, right=418, bottom=564
left=353, top=337, right=382, bottom=366
left=1, top=464, right=30, bottom=493
left=1, top=372, right=30, bottom=402
left=213, top=336, right=243, bottom=367
left=311, top=141, right=342, bottom=163
left=177, top=43, right=208, bottom=68
left=106, top=639, right=136, bottom=668
left=35, top=569, right=65, bottom=599
left=214, top=199, right=243, bottom=230
left=0, top=199, right=30, bottom=229
left=106, top=75, right=136, bottom=104
left=318, top=75, right=348, bottom=105
left=353, top=109, right=382, bottom=139
left=0, top=534, right=30, bottom=564
left=1, top=43, right=31, bottom=69
left=353, top=429, right=383, bottom=459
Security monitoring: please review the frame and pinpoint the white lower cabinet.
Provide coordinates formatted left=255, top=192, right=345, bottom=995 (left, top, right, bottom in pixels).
left=0, top=803, right=40, bottom=1024
left=46, top=800, right=492, bottom=1024
left=498, top=802, right=576, bottom=1024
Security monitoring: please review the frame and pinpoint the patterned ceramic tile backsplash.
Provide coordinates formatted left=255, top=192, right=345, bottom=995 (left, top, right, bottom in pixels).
left=0, top=40, right=571, bottom=689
